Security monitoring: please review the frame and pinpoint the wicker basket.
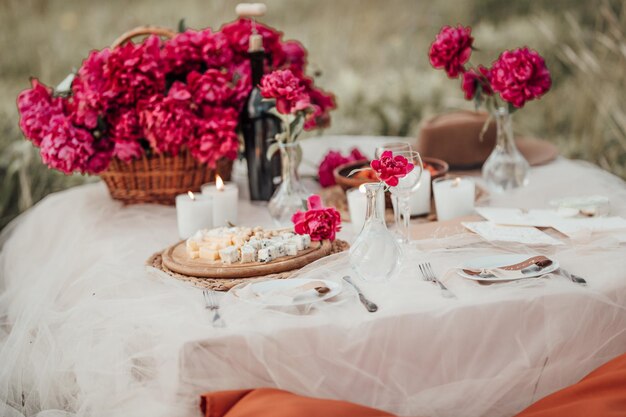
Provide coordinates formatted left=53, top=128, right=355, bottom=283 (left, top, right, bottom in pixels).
left=100, top=151, right=234, bottom=205
left=99, top=26, right=234, bottom=205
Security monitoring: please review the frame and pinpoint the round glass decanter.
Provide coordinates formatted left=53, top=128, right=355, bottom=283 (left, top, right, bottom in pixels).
left=482, top=107, right=530, bottom=192
left=349, top=183, right=401, bottom=281
left=268, top=142, right=310, bottom=226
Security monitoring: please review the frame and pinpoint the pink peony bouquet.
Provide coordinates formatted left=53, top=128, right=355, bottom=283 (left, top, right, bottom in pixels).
left=16, top=19, right=336, bottom=175
left=429, top=25, right=551, bottom=111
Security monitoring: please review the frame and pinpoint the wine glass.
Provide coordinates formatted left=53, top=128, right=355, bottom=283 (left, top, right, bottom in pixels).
left=374, top=142, right=413, bottom=158
left=386, top=150, right=424, bottom=244
left=374, top=142, right=413, bottom=239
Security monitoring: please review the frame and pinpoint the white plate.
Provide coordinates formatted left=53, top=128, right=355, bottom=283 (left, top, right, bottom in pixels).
left=231, top=278, right=342, bottom=306
left=458, top=254, right=559, bottom=282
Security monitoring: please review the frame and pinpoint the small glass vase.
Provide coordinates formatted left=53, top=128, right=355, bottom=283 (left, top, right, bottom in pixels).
left=349, top=183, right=401, bottom=282
left=268, top=142, right=309, bottom=226
left=482, top=107, right=530, bottom=192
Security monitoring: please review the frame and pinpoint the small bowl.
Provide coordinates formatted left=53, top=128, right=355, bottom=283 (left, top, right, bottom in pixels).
left=333, top=157, right=449, bottom=191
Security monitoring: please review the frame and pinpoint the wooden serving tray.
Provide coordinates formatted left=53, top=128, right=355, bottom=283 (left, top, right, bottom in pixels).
left=161, top=240, right=333, bottom=279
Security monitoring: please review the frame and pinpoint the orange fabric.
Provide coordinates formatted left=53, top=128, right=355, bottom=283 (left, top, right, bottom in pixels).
left=200, top=388, right=396, bottom=417
left=515, top=353, right=626, bottom=417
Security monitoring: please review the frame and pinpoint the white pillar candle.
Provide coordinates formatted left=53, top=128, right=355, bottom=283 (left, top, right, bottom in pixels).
left=433, top=176, right=475, bottom=221
left=202, top=175, right=239, bottom=227
left=347, top=183, right=386, bottom=233
left=176, top=191, right=213, bottom=239
left=409, top=170, right=431, bottom=216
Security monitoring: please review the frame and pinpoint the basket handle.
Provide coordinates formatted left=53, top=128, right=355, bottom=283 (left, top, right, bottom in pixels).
left=110, top=26, right=176, bottom=48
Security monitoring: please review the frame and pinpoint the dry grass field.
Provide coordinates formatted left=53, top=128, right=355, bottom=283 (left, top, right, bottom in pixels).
left=1, top=0, right=624, bottom=228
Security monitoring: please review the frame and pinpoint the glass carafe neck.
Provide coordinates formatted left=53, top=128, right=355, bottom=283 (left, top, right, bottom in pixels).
left=493, top=107, right=515, bottom=152
left=278, top=142, right=301, bottom=190
left=363, top=183, right=384, bottom=223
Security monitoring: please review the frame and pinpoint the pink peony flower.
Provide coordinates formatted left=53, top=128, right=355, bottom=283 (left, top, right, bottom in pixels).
left=281, top=40, right=307, bottom=74
left=318, top=148, right=367, bottom=188
left=17, top=79, right=65, bottom=146
left=202, top=31, right=235, bottom=69
left=163, top=29, right=235, bottom=74
left=291, top=195, right=342, bottom=241
left=107, top=109, right=144, bottom=162
left=71, top=48, right=111, bottom=129
left=461, top=65, right=492, bottom=100
left=303, top=80, right=336, bottom=130
left=188, top=107, right=239, bottom=167
left=429, top=25, right=474, bottom=78
left=229, top=62, right=253, bottom=111
left=187, top=69, right=237, bottom=107
left=489, top=47, right=552, bottom=108
left=370, top=150, right=415, bottom=187
left=163, top=29, right=213, bottom=74
left=103, top=35, right=165, bottom=106
left=139, top=82, right=195, bottom=155
left=39, top=114, right=110, bottom=174
left=260, top=69, right=310, bottom=114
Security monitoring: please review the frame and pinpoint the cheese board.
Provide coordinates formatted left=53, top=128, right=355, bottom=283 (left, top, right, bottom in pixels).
left=161, top=239, right=333, bottom=279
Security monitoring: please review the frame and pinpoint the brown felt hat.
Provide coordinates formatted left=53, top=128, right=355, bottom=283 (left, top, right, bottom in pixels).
left=416, top=110, right=558, bottom=170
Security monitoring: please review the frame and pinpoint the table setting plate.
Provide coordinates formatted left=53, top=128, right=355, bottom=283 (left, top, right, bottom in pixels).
left=231, top=278, right=342, bottom=306
left=161, top=239, right=333, bottom=279
left=458, top=254, right=559, bottom=282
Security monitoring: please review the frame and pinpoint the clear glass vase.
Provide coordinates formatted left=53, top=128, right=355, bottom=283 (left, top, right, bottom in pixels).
left=482, top=107, right=530, bottom=192
left=349, top=183, right=401, bottom=282
left=268, top=142, right=309, bottom=226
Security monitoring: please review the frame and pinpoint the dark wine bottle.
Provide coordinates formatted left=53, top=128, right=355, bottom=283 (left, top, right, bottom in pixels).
left=240, top=34, right=282, bottom=201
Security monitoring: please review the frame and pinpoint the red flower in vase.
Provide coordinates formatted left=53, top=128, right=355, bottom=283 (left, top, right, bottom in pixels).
left=429, top=25, right=474, bottom=78
left=370, top=150, right=414, bottom=187
left=292, top=195, right=342, bottom=241
left=260, top=69, right=311, bottom=114
left=461, top=65, right=492, bottom=100
left=489, top=47, right=552, bottom=108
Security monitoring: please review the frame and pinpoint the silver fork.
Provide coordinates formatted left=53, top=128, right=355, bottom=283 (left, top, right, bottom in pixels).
left=419, top=262, right=456, bottom=298
left=202, top=289, right=226, bottom=327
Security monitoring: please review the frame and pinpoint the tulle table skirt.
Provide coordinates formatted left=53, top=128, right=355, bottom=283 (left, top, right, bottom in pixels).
left=1, top=150, right=626, bottom=417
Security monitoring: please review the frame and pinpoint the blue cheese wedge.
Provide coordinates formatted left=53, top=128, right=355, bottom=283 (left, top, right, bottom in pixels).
left=258, top=247, right=272, bottom=263
left=284, top=242, right=298, bottom=256
left=240, top=244, right=257, bottom=263
left=290, top=235, right=305, bottom=251
left=301, top=234, right=311, bottom=248
left=219, top=246, right=240, bottom=264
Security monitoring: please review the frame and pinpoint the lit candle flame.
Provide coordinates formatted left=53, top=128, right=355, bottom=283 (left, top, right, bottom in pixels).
left=452, top=177, right=461, bottom=188
left=216, top=175, right=225, bottom=191
left=187, top=191, right=195, bottom=200
left=358, top=184, right=367, bottom=193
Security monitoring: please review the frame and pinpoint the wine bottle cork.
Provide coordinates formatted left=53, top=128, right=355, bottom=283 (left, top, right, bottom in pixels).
left=248, top=33, right=264, bottom=52
left=236, top=3, right=267, bottom=17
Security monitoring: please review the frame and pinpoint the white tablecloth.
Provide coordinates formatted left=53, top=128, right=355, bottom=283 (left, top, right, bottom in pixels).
left=1, top=136, right=625, bottom=417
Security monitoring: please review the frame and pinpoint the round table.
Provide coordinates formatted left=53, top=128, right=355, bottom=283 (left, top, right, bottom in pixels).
left=1, top=136, right=625, bottom=417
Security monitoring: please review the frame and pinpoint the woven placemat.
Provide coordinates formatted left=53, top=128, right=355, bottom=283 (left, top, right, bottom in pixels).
left=147, top=239, right=350, bottom=291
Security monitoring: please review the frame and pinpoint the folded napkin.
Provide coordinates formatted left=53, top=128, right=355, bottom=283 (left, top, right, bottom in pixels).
left=200, top=388, right=397, bottom=417
left=462, top=256, right=553, bottom=279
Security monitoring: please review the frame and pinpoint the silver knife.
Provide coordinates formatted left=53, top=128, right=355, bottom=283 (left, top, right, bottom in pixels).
left=343, top=276, right=378, bottom=312
left=559, top=268, right=587, bottom=286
